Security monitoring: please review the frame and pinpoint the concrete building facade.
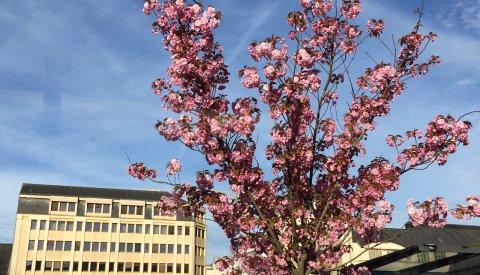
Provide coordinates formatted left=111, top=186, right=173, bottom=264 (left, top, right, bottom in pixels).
left=9, top=183, right=207, bottom=275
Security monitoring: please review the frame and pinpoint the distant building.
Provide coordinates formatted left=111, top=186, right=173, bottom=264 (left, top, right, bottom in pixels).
left=0, top=244, right=12, bottom=275
left=9, top=183, right=207, bottom=274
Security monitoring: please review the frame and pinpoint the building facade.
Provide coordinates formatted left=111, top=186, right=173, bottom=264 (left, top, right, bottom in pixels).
left=9, top=183, right=207, bottom=275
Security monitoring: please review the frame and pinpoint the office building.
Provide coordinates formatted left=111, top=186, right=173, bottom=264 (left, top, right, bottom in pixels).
left=9, top=183, right=206, bottom=274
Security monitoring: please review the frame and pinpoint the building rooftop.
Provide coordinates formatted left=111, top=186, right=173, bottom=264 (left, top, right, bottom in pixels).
left=20, top=183, right=172, bottom=202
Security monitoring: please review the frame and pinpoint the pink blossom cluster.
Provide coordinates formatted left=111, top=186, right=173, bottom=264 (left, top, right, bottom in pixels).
left=166, top=159, right=181, bottom=175
left=407, top=197, right=448, bottom=227
left=452, top=196, right=480, bottom=219
left=127, top=162, right=158, bottom=180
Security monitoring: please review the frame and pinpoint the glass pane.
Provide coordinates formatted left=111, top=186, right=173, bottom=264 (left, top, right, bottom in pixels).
left=121, top=205, right=127, bottom=214
left=49, top=221, right=56, bottom=231
left=57, top=221, right=65, bottom=231
left=51, top=201, right=59, bottom=211
left=93, top=222, right=100, bottom=232
left=128, top=224, right=134, bottom=233
left=160, top=244, right=166, bottom=253
left=92, top=242, right=99, bottom=252
left=112, top=223, right=117, bottom=232
left=136, top=224, right=142, bottom=233
left=136, top=206, right=143, bottom=215
left=110, top=242, right=116, bottom=252
left=30, top=220, right=37, bottom=229
left=85, top=222, right=92, bottom=231
left=66, top=221, right=74, bottom=231
left=60, top=202, right=67, bottom=211
left=40, top=220, right=46, bottom=230
left=38, top=240, right=44, bottom=250
left=76, top=222, right=83, bottom=231
left=102, top=223, right=108, bottom=232
left=64, top=241, right=72, bottom=251
left=87, top=203, right=94, bottom=213
left=128, top=205, right=135, bottom=215
left=177, top=226, right=182, bottom=235
left=168, top=226, right=174, bottom=235
left=168, top=244, right=174, bottom=253
left=95, top=204, right=102, bottom=213
left=55, top=241, right=63, bottom=251
left=68, top=202, right=76, bottom=212
left=103, top=204, right=110, bottom=213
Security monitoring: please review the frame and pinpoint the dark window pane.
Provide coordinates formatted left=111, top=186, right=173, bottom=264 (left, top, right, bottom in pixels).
left=127, top=224, right=134, bottom=233
left=85, top=222, right=92, bottom=231
left=51, top=201, right=59, bottom=211
left=28, top=240, right=35, bottom=250
left=62, top=261, right=70, bottom=271
left=177, top=244, right=182, bottom=254
left=176, top=263, right=181, bottom=273
left=84, top=242, right=91, bottom=251
left=30, top=220, right=37, bottom=229
left=168, top=226, right=174, bottom=235
left=95, top=204, right=102, bottom=213
left=109, top=263, right=114, bottom=272
left=185, top=226, right=190, bottom=235
left=110, top=242, right=116, bottom=252
left=135, top=243, right=141, bottom=252
left=37, top=240, right=44, bottom=250
left=87, top=203, right=94, bottom=213
left=143, top=263, right=149, bottom=273
left=39, top=220, right=46, bottom=230
left=103, top=204, right=110, bottom=213
left=76, top=221, right=83, bottom=231
left=73, top=262, right=79, bottom=271
left=93, top=222, right=101, bottom=232
left=161, top=225, right=167, bottom=234
left=118, top=262, right=124, bottom=272
left=145, top=224, right=151, bottom=234
left=128, top=205, right=135, bottom=215
left=168, top=244, right=174, bottom=253
left=136, top=224, right=142, bottom=233
left=26, top=261, right=32, bottom=271
left=152, top=263, right=159, bottom=272
left=136, top=206, right=143, bottom=215
left=47, top=241, right=54, bottom=250
left=121, top=205, right=127, bottom=214
left=185, top=245, right=190, bottom=254
left=134, top=263, right=140, bottom=272
left=60, top=202, right=68, bottom=211
left=127, top=243, right=133, bottom=252
left=75, top=241, right=81, bottom=251
left=153, top=225, right=159, bottom=234
left=68, top=202, right=75, bottom=212
left=82, top=262, right=89, bottom=271
left=64, top=241, right=72, bottom=251
left=167, top=263, right=173, bottom=272
left=91, top=262, right=98, bottom=272
left=35, top=261, right=42, bottom=271
left=153, top=244, right=159, bottom=253
left=144, top=243, right=150, bottom=253
left=119, top=242, right=125, bottom=252
left=101, top=242, right=107, bottom=252
left=160, top=244, right=166, bottom=253
left=120, top=223, right=126, bottom=233
left=112, top=223, right=117, bottom=232
left=66, top=221, right=74, bottom=231
left=154, top=207, right=160, bottom=216
left=49, top=221, right=56, bottom=231
left=177, top=226, right=183, bottom=235
left=184, top=264, right=189, bottom=273
left=57, top=221, right=65, bottom=231
left=99, top=262, right=106, bottom=272
left=92, top=242, right=99, bottom=252
left=55, top=241, right=63, bottom=251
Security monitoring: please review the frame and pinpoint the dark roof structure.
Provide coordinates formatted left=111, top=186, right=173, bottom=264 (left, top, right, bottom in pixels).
left=354, top=224, right=480, bottom=274
left=0, top=244, right=12, bottom=275
left=20, top=183, right=171, bottom=202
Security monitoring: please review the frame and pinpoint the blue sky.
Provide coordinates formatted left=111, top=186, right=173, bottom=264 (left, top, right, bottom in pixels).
left=0, top=0, right=479, bottom=263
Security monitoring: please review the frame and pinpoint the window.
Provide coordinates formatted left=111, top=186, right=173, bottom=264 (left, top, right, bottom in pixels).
left=51, top=201, right=59, bottom=211
left=128, top=206, right=135, bottom=215
left=99, top=262, right=106, bottom=272
left=127, top=243, right=133, bottom=252
left=159, top=263, right=166, bottom=273
left=87, top=203, right=94, bottom=213
left=144, top=263, right=149, bottom=273
left=57, top=221, right=65, bottom=231
left=153, top=244, right=159, bottom=253
left=76, top=221, right=83, bottom=231
left=93, top=222, right=101, bottom=232
left=109, top=263, right=114, bottom=272
left=102, top=223, right=108, bottom=232
left=152, top=263, right=159, bottom=272
left=84, top=242, right=91, bottom=251
left=161, top=225, right=167, bottom=234
left=85, top=222, right=92, bottom=232
left=135, top=243, right=141, bottom=253
left=92, top=242, right=99, bottom=252
left=110, top=242, right=116, bottom=252
left=119, top=242, right=126, bottom=252
left=91, top=262, right=98, bottom=272
left=145, top=224, right=151, bottom=234
left=118, top=262, right=124, bottom=272
left=53, top=261, right=61, bottom=271
left=49, top=221, right=56, bottom=231
left=103, top=204, right=110, bottom=213
left=26, top=261, right=33, bottom=271
left=177, top=244, right=182, bottom=254
left=120, top=223, right=127, bottom=233
left=122, top=205, right=143, bottom=215
left=64, top=241, right=72, bottom=251
left=45, top=261, right=52, bottom=271
left=167, top=244, right=174, bottom=253
left=40, top=220, right=46, bottom=230
left=185, top=226, right=190, bottom=235
left=82, top=262, right=89, bottom=271
left=134, top=263, right=140, bottom=272
left=136, top=206, right=143, bottom=215
left=125, top=262, right=133, bottom=272
left=38, top=240, right=44, bottom=250
left=31, top=220, right=37, bottom=229
left=62, top=261, right=70, bottom=271
left=87, top=203, right=110, bottom=214
left=35, top=261, right=42, bottom=271
left=68, top=202, right=76, bottom=212
left=121, top=205, right=128, bottom=214
left=95, top=204, right=102, bottom=213
left=28, top=240, right=35, bottom=250
left=177, top=226, right=183, bottom=235
left=160, top=244, right=166, bottom=253
left=184, top=264, right=189, bottom=273
left=47, top=241, right=54, bottom=251
left=112, top=223, right=117, bottom=232
left=167, top=263, right=173, bottom=273
left=153, top=225, right=159, bottom=234
left=66, top=221, right=74, bottom=231
left=60, top=202, right=68, bottom=211
left=136, top=224, right=142, bottom=233
left=144, top=243, right=150, bottom=253
left=73, top=262, right=79, bottom=271
left=101, top=242, right=107, bottom=252
left=176, top=263, right=182, bottom=273
left=185, top=245, right=190, bottom=254
left=168, top=225, right=175, bottom=235
left=75, top=241, right=81, bottom=251
left=55, top=241, right=63, bottom=251
left=128, top=224, right=134, bottom=233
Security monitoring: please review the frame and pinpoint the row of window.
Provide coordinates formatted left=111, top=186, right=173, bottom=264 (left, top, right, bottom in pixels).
left=27, top=240, right=195, bottom=254
left=86, top=203, right=110, bottom=214
left=26, top=260, right=191, bottom=273
left=30, top=220, right=199, bottom=237
left=50, top=201, right=76, bottom=212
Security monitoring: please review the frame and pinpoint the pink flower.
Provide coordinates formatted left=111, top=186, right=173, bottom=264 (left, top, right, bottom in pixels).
left=241, top=68, right=261, bottom=88
left=166, top=159, right=182, bottom=175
